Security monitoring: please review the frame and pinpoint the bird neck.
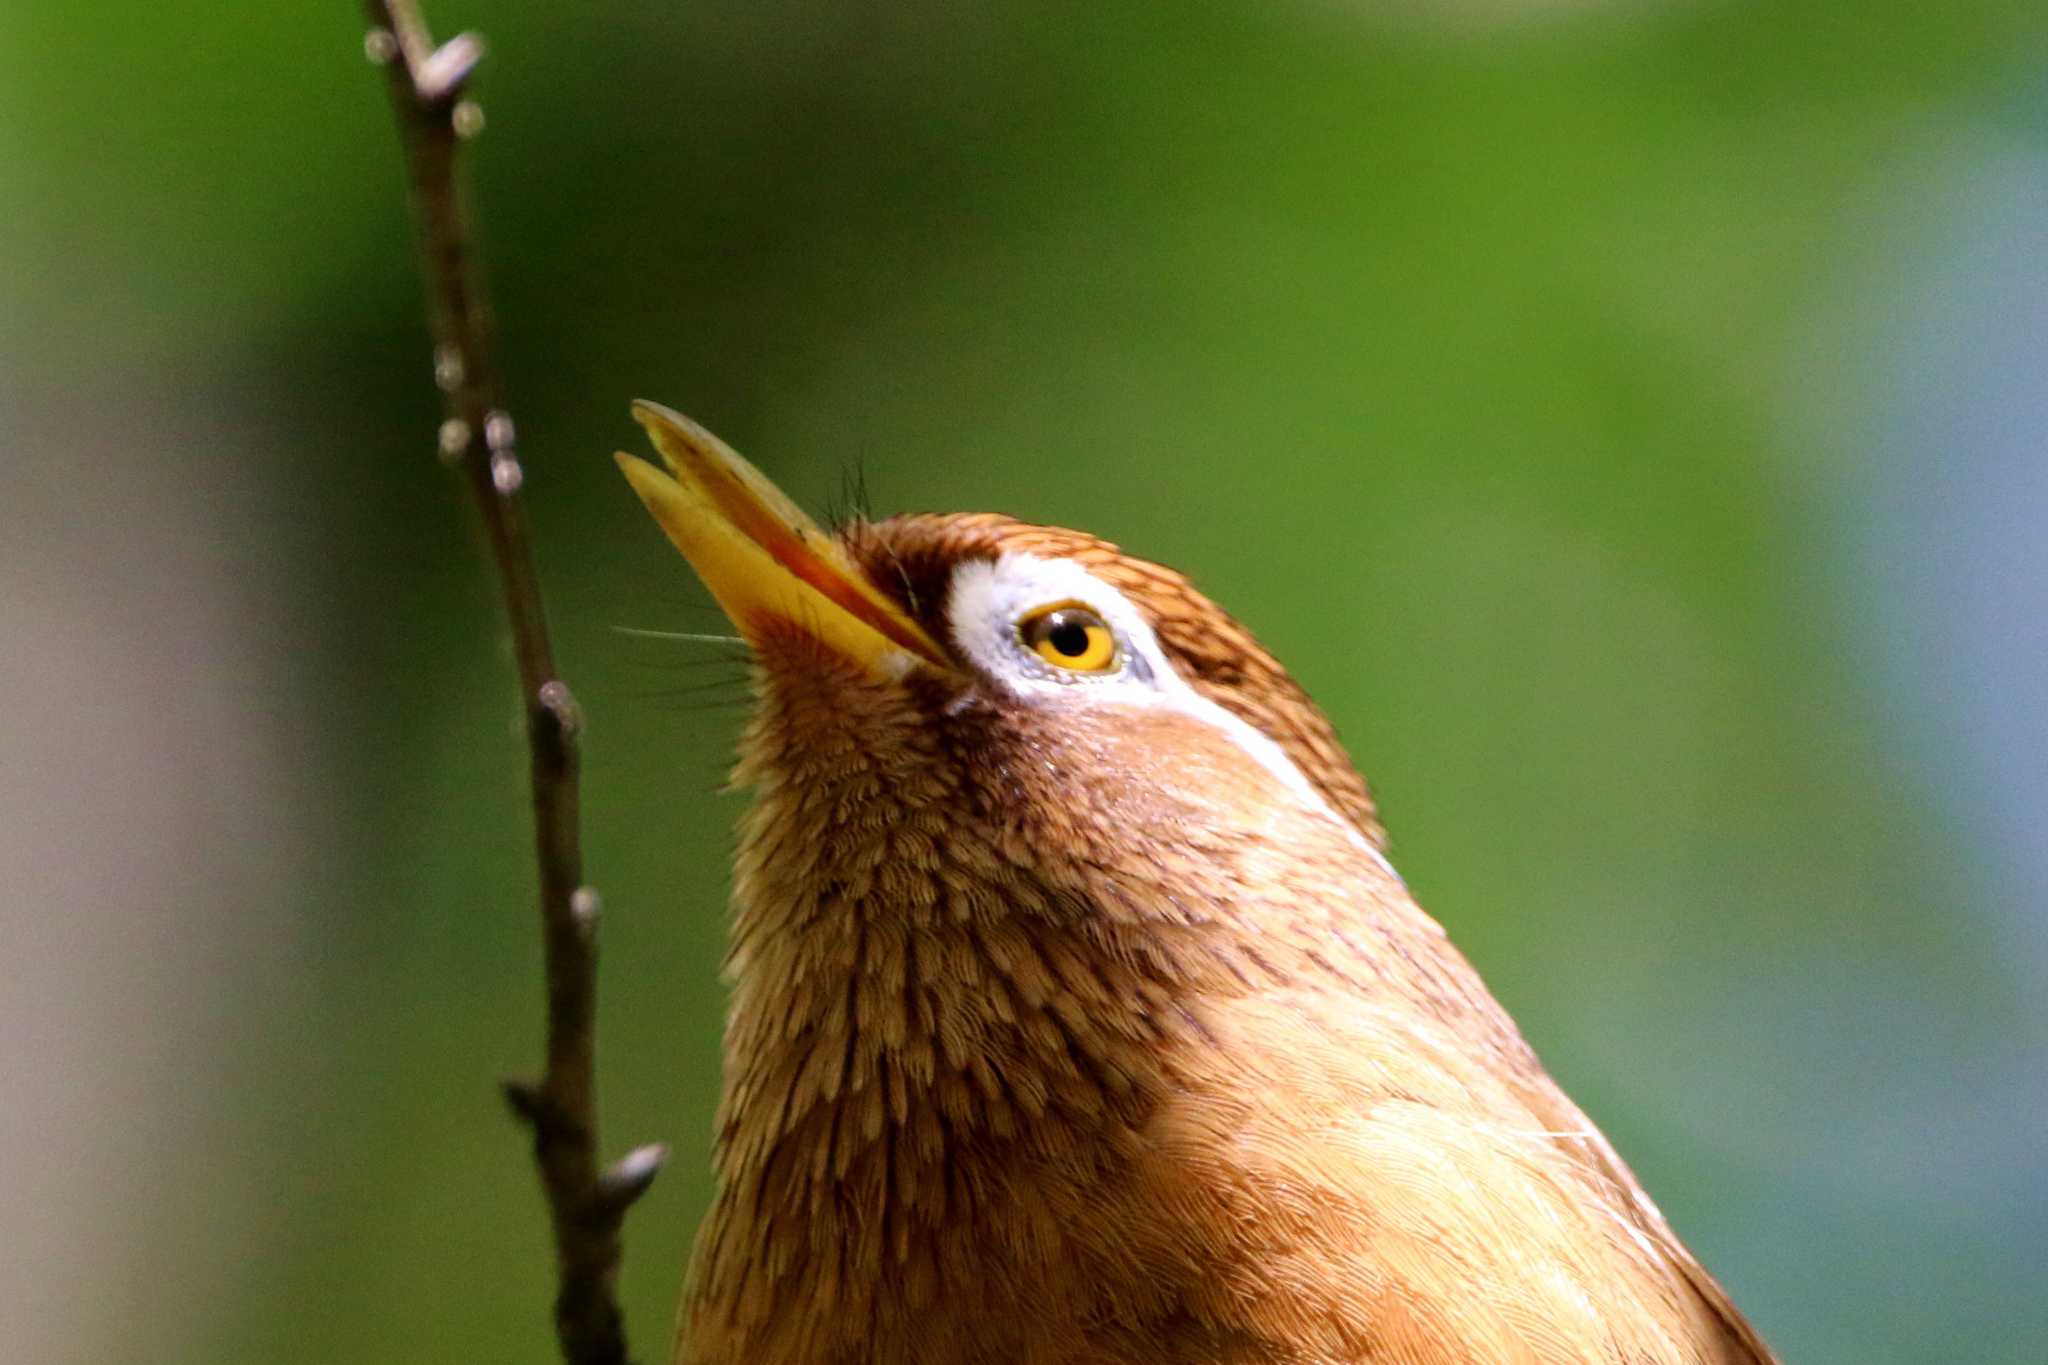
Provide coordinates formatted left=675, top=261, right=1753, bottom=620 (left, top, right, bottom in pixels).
left=710, top=716, right=1197, bottom=1204
left=682, top=667, right=1454, bottom=1361
left=687, top=692, right=1230, bottom=1357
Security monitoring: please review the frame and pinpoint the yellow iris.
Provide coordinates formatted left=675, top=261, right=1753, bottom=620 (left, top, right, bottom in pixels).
left=1019, top=602, right=1119, bottom=673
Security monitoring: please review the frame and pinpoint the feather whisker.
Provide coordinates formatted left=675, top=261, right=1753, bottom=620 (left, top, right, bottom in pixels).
left=613, top=624, right=749, bottom=646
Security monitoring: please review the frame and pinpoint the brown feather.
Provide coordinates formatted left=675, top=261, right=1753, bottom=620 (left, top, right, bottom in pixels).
left=676, top=515, right=1774, bottom=1365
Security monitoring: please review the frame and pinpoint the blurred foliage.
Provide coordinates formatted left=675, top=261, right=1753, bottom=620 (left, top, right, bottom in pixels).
left=4, top=1, right=2045, bottom=1362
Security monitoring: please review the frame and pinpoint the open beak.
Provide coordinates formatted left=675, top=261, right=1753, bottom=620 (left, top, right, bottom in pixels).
left=615, top=400, right=951, bottom=678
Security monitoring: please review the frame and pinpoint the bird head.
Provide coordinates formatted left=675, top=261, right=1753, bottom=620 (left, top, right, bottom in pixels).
left=616, top=400, right=1387, bottom=898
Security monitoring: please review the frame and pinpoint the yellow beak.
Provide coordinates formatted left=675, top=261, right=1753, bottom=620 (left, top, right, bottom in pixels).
left=615, top=401, right=951, bottom=678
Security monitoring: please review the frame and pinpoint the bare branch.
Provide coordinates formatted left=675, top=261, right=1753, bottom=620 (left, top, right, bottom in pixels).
left=358, top=4, right=666, bottom=1362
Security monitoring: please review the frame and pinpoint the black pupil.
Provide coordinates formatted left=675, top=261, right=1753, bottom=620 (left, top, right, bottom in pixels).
left=1045, top=614, right=1092, bottom=658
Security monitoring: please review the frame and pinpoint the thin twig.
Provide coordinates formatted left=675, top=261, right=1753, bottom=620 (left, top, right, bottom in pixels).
left=358, top=5, right=666, bottom=1362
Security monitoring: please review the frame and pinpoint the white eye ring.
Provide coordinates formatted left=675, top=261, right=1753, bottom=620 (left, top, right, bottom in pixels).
left=947, top=554, right=1150, bottom=690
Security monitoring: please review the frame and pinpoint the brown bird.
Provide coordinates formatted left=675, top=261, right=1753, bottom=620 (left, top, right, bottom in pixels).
left=616, top=401, right=1776, bottom=1365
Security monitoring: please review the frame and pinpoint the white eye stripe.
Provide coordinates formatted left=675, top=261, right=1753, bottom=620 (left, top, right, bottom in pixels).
left=944, top=551, right=1397, bottom=878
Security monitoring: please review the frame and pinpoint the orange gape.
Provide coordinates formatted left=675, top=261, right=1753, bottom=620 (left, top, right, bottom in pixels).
left=616, top=407, right=1776, bottom=1365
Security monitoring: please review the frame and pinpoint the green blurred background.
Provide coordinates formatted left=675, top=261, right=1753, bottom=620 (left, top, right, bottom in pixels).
left=4, top=1, right=2045, bottom=1360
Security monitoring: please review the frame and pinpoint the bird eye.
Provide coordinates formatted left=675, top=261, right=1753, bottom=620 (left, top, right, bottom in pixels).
left=1017, top=601, right=1119, bottom=673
